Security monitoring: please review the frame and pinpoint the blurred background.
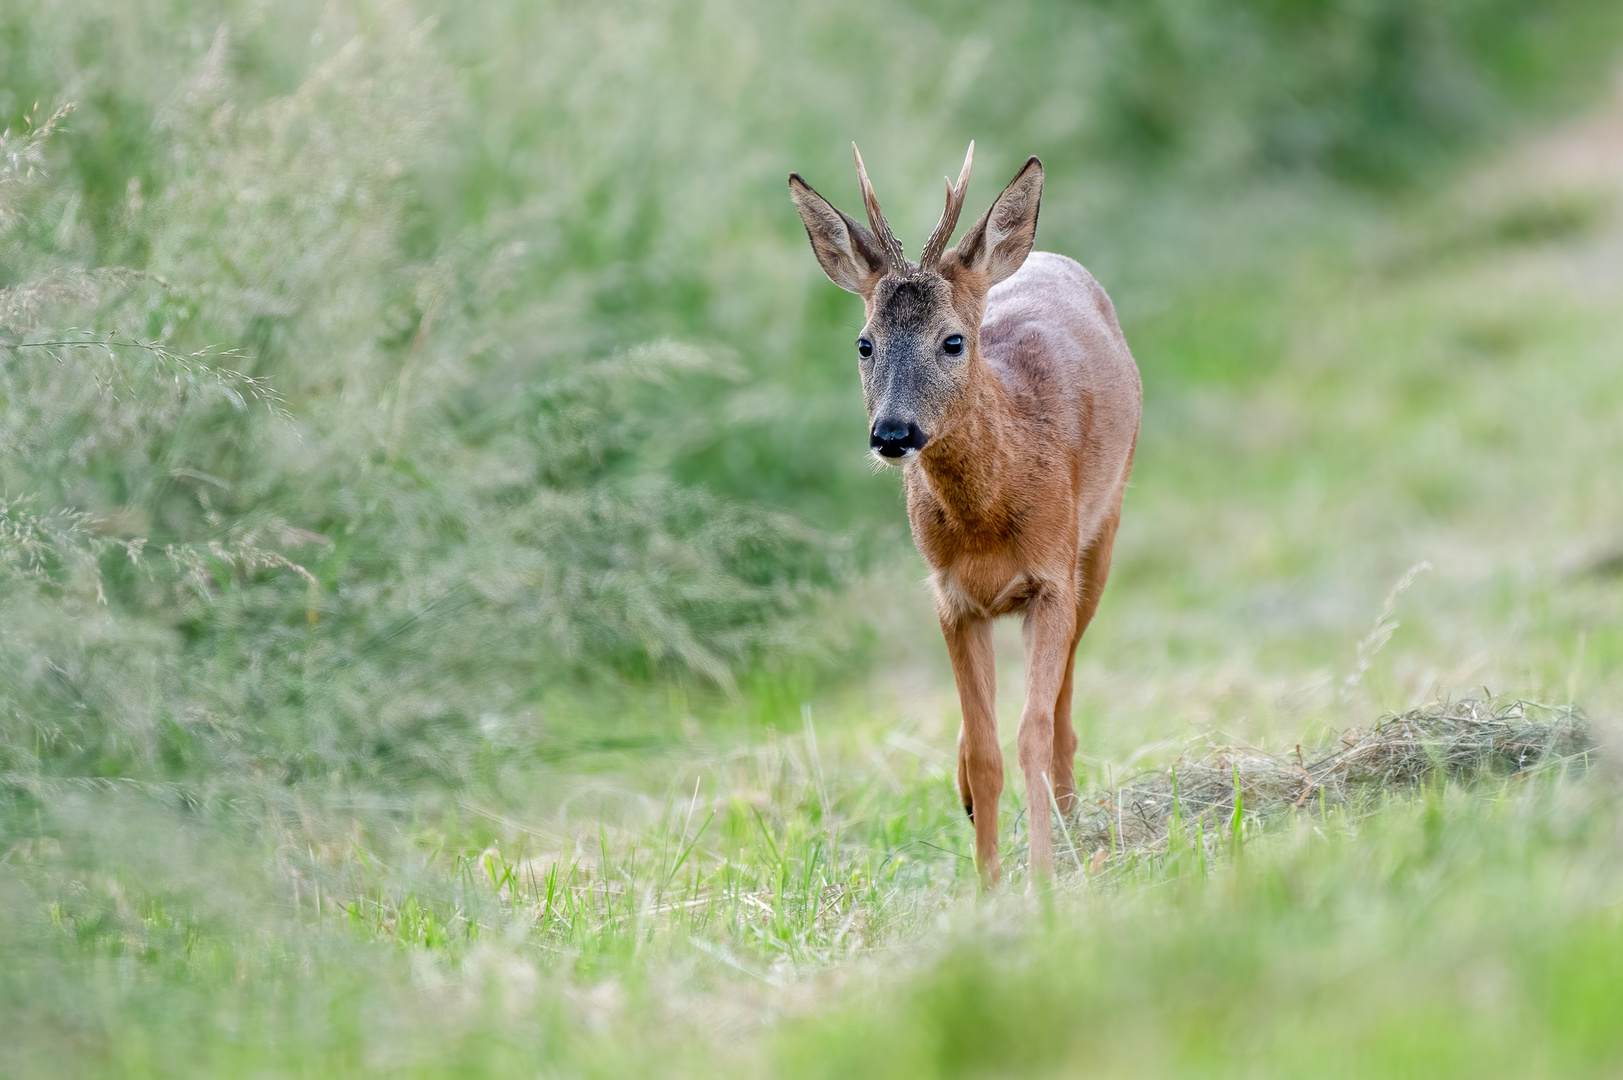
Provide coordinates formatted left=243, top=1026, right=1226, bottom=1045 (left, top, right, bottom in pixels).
left=3, top=0, right=1622, bottom=1075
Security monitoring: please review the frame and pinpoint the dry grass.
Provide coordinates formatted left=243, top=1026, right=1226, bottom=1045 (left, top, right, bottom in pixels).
left=1068, top=698, right=1597, bottom=865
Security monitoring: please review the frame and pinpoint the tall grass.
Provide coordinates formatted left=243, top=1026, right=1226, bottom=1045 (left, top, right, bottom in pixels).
left=0, top=14, right=850, bottom=791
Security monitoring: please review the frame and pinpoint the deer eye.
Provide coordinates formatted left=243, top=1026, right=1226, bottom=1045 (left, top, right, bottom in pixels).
left=943, top=334, right=965, bottom=356
left=857, top=339, right=874, bottom=359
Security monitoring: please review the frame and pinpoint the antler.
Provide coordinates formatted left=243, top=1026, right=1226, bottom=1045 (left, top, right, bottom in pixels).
left=920, top=141, right=974, bottom=269
left=851, top=143, right=908, bottom=275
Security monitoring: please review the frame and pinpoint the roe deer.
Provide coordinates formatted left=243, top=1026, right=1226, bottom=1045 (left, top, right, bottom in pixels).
left=789, top=143, right=1141, bottom=887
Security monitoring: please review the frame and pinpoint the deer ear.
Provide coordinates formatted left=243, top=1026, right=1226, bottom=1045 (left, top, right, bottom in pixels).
left=944, top=157, right=1043, bottom=288
left=789, top=174, right=888, bottom=297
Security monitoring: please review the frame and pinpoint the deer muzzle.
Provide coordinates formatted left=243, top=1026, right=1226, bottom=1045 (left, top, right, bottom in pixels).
left=870, top=417, right=928, bottom=461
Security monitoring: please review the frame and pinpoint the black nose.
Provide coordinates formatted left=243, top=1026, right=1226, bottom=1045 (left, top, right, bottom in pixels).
left=870, top=418, right=928, bottom=458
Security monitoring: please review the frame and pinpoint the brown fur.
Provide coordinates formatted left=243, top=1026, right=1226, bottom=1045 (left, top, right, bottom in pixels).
left=790, top=150, right=1141, bottom=887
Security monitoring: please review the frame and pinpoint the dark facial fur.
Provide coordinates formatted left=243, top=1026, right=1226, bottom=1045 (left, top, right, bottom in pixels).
left=860, top=275, right=975, bottom=462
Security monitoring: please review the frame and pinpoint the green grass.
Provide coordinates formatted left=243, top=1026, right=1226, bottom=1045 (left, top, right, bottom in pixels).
left=5, top=714, right=1620, bottom=1077
left=3, top=0, right=1623, bottom=1075
left=778, top=775, right=1623, bottom=1080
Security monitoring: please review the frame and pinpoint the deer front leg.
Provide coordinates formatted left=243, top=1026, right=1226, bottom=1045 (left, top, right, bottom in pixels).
left=1020, top=586, right=1078, bottom=881
left=942, top=612, right=1001, bottom=888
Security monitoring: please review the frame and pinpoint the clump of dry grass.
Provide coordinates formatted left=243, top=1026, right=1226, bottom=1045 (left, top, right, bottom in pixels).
left=1068, top=698, right=1597, bottom=864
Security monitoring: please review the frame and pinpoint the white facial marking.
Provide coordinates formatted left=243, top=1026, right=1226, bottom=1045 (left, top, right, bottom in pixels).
left=869, top=446, right=918, bottom=466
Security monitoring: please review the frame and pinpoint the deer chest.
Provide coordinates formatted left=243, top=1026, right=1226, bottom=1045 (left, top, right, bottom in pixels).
left=928, top=555, right=1041, bottom=620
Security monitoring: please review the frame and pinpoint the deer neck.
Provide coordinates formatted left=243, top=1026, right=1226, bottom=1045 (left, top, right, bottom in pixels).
left=915, top=359, right=1017, bottom=528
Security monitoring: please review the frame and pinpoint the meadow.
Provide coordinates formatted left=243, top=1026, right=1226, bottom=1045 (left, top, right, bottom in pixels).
left=3, top=0, right=1623, bottom=1075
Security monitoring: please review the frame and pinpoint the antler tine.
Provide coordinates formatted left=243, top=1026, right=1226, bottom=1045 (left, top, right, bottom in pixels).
left=851, top=142, right=908, bottom=274
left=920, top=141, right=974, bottom=269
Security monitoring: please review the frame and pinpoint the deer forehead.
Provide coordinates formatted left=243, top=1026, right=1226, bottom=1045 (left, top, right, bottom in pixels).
left=867, top=276, right=958, bottom=337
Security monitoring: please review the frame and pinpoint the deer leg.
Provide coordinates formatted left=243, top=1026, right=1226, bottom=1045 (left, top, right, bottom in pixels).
left=943, top=613, right=1000, bottom=888
left=1051, top=625, right=1082, bottom=816
left=1053, top=516, right=1122, bottom=817
left=956, top=734, right=974, bottom=814
left=1020, top=587, right=1078, bottom=881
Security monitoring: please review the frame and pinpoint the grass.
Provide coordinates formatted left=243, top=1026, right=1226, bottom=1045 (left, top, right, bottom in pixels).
left=777, top=771, right=1623, bottom=1080
left=4, top=701, right=1619, bottom=1078
left=3, top=0, right=1623, bottom=1075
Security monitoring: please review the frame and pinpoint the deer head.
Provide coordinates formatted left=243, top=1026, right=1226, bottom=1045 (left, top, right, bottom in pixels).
left=789, top=143, right=1044, bottom=463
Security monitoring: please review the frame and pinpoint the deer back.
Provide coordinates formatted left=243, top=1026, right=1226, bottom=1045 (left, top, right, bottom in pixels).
left=980, top=251, right=1140, bottom=548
